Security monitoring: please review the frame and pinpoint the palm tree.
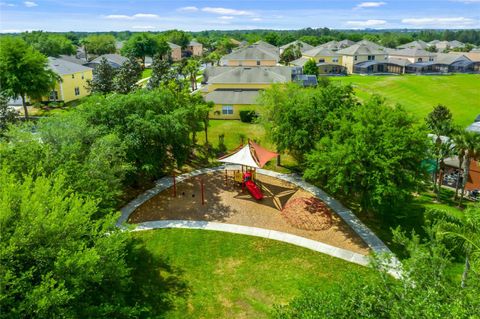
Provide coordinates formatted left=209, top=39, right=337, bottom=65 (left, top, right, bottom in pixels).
left=434, top=206, right=480, bottom=288
left=452, top=133, right=467, bottom=200
left=458, top=131, right=480, bottom=206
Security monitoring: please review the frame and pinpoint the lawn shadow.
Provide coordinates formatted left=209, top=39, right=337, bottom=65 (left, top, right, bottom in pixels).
left=126, top=236, right=190, bottom=316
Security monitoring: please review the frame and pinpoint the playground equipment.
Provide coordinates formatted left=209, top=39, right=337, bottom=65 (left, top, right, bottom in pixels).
left=218, top=140, right=278, bottom=200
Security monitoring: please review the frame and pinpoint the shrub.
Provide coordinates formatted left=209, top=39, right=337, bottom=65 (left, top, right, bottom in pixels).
left=239, top=110, right=258, bottom=123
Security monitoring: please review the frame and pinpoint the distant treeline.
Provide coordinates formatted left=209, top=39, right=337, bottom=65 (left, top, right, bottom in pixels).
left=2, top=28, right=480, bottom=50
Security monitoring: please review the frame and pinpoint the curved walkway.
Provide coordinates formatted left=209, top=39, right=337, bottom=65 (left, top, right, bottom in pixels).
left=133, top=220, right=369, bottom=266
left=119, top=166, right=400, bottom=274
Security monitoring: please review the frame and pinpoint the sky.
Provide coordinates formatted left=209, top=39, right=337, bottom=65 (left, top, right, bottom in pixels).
left=0, top=0, right=479, bottom=33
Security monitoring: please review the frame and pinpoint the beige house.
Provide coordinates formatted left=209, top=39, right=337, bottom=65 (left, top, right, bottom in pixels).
left=203, top=66, right=291, bottom=119
left=337, top=42, right=388, bottom=74
left=187, top=40, right=203, bottom=57
left=388, top=48, right=436, bottom=63
left=168, top=42, right=182, bottom=61
left=220, top=41, right=279, bottom=66
left=429, top=40, right=465, bottom=51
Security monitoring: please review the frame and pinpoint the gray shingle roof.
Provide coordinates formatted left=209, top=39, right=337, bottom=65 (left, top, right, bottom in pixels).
left=280, top=41, right=314, bottom=52
left=303, top=46, right=339, bottom=57
left=397, top=40, right=429, bottom=50
left=189, top=40, right=202, bottom=46
left=168, top=42, right=181, bottom=49
left=435, top=53, right=471, bottom=65
left=48, top=57, right=92, bottom=75
left=58, top=54, right=88, bottom=65
left=337, top=43, right=386, bottom=56
left=205, top=90, right=260, bottom=105
left=386, top=58, right=411, bottom=66
left=338, top=39, right=356, bottom=48
left=355, top=40, right=384, bottom=50
left=221, top=45, right=279, bottom=61
left=90, top=54, right=128, bottom=67
left=318, top=40, right=339, bottom=50
left=207, top=66, right=292, bottom=84
left=389, top=48, right=436, bottom=57
left=290, top=56, right=310, bottom=67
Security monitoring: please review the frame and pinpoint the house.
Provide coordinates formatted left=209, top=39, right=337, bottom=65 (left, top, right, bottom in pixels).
left=337, top=39, right=356, bottom=49
left=85, top=54, right=128, bottom=69
left=202, top=66, right=292, bottom=119
left=186, top=40, right=203, bottom=57
left=436, top=53, right=478, bottom=73
left=388, top=48, right=436, bottom=63
left=58, top=54, right=88, bottom=65
left=279, top=41, right=314, bottom=54
left=337, top=42, right=388, bottom=74
left=46, top=57, right=93, bottom=103
left=429, top=40, right=465, bottom=51
left=397, top=40, right=429, bottom=50
left=451, top=48, right=480, bottom=63
left=168, top=42, right=182, bottom=61
left=291, top=46, right=346, bottom=74
left=220, top=41, right=279, bottom=66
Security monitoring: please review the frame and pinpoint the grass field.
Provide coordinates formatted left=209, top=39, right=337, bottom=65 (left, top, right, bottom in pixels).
left=330, top=74, right=480, bottom=128
left=131, top=229, right=374, bottom=319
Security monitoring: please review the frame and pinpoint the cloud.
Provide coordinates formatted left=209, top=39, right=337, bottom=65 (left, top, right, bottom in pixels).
left=346, top=19, right=387, bottom=27
left=24, top=1, right=37, bottom=7
left=0, top=2, right=15, bottom=6
left=251, top=18, right=262, bottom=21
left=177, top=6, right=198, bottom=12
left=401, top=17, right=476, bottom=26
left=104, top=13, right=159, bottom=20
left=219, top=16, right=234, bottom=20
left=132, top=25, right=154, bottom=29
left=201, top=7, right=253, bottom=16
left=355, top=2, right=386, bottom=9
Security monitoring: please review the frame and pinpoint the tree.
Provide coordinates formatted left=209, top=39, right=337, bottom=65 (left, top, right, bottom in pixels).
left=0, top=168, right=141, bottom=318
left=148, top=54, right=173, bottom=89
left=122, top=33, right=168, bottom=67
left=425, top=105, right=454, bottom=198
left=279, top=44, right=302, bottom=64
left=164, top=30, right=191, bottom=49
left=82, top=34, right=116, bottom=60
left=113, top=56, right=142, bottom=94
left=87, top=57, right=116, bottom=94
left=304, top=97, right=429, bottom=215
left=456, top=131, right=480, bottom=205
left=265, top=32, right=279, bottom=46
left=303, top=58, right=318, bottom=77
left=273, top=223, right=480, bottom=318
left=431, top=206, right=480, bottom=288
left=0, top=90, right=17, bottom=134
left=260, top=83, right=357, bottom=162
left=22, top=31, right=76, bottom=57
left=0, top=37, right=57, bottom=119
left=183, top=58, right=200, bottom=91
left=205, top=51, right=221, bottom=66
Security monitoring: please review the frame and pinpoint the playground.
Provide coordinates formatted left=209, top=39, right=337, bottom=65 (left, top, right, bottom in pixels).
left=128, top=170, right=369, bottom=254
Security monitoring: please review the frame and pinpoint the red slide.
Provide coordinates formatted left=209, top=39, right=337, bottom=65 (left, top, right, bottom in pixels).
left=242, top=172, right=264, bottom=200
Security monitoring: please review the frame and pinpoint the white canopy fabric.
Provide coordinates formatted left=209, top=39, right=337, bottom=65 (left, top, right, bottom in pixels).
left=218, top=144, right=260, bottom=168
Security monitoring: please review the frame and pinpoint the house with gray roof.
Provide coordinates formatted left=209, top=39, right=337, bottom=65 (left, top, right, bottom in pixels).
left=85, top=54, right=129, bottom=69
left=220, top=42, right=279, bottom=66
left=388, top=48, right=436, bottom=63
left=337, top=43, right=388, bottom=74
left=279, top=41, right=314, bottom=54
left=397, top=40, right=429, bottom=50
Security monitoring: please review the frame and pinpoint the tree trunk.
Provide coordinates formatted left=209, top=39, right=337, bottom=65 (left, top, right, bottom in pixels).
left=192, top=130, right=197, bottom=146
left=454, top=165, right=463, bottom=201
left=461, top=255, right=470, bottom=288
left=21, top=94, right=29, bottom=120
left=204, top=117, right=209, bottom=145
left=437, top=168, right=443, bottom=202
left=434, top=157, right=440, bottom=193
left=459, top=157, right=471, bottom=206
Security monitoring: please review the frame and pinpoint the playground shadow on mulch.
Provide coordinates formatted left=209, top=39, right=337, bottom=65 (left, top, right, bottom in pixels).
left=233, top=180, right=298, bottom=211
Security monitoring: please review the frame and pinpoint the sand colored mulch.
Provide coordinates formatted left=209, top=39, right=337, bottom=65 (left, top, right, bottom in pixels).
left=128, top=172, right=370, bottom=255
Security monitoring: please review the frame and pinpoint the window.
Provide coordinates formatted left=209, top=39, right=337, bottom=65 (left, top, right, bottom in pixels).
left=49, top=90, right=58, bottom=101
left=332, top=58, right=338, bottom=63
left=319, top=58, right=325, bottom=63
left=368, top=55, right=375, bottom=61
left=81, top=74, right=84, bottom=79
left=418, top=58, right=423, bottom=62
left=222, top=105, right=233, bottom=115
left=354, top=55, right=358, bottom=61
left=429, top=57, right=434, bottom=62
left=256, top=60, right=260, bottom=66
left=74, top=87, right=80, bottom=96
left=72, top=74, right=75, bottom=79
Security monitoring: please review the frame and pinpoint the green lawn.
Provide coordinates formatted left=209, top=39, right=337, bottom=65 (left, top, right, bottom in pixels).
left=330, top=74, right=480, bottom=128
left=131, top=229, right=374, bottom=319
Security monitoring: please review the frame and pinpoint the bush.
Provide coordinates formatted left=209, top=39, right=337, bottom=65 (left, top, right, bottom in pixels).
left=239, top=110, right=257, bottom=123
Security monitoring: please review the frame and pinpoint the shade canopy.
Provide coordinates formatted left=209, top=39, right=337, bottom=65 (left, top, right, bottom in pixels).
left=218, top=140, right=278, bottom=168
